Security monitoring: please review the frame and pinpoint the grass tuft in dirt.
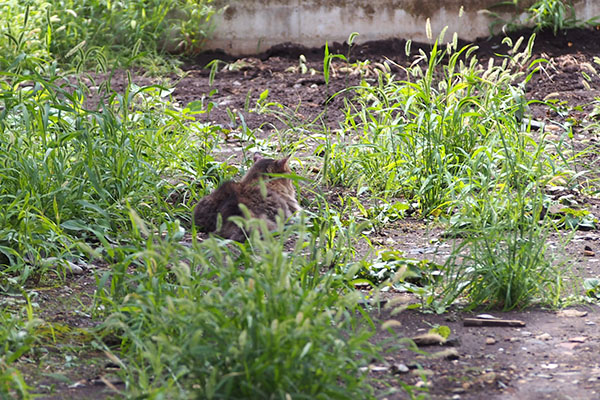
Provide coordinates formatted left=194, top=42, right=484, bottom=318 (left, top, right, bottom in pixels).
left=0, top=54, right=231, bottom=285
left=96, top=215, right=382, bottom=399
left=486, top=0, right=600, bottom=35
left=0, top=0, right=220, bottom=72
left=0, top=297, right=44, bottom=399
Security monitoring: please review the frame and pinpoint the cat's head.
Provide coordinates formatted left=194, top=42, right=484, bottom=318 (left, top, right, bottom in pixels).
left=241, top=153, right=292, bottom=183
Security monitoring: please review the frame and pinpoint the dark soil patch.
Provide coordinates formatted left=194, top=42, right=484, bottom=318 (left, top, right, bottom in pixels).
left=12, top=27, right=600, bottom=399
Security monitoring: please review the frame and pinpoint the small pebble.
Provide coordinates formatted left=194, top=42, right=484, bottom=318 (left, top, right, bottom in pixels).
left=536, top=333, right=552, bottom=341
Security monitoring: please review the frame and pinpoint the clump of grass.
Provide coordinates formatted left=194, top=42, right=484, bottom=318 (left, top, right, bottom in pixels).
left=526, top=0, right=578, bottom=34
left=253, top=31, right=572, bottom=311
left=97, top=214, right=382, bottom=399
left=442, top=221, right=560, bottom=310
left=439, top=130, right=563, bottom=310
left=0, top=0, right=220, bottom=70
left=304, top=30, right=575, bottom=312
left=0, top=297, right=44, bottom=399
left=486, top=0, right=599, bottom=35
left=0, top=54, right=229, bottom=283
left=324, top=34, right=553, bottom=216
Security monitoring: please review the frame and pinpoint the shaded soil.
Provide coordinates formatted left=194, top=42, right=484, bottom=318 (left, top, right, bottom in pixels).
left=12, top=27, right=600, bottom=399
left=372, top=305, right=600, bottom=400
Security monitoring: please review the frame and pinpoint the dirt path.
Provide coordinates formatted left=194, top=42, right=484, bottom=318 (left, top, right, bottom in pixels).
left=373, top=305, right=600, bottom=400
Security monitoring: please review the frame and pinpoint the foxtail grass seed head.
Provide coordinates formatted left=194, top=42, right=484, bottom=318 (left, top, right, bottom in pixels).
left=426, top=18, right=433, bottom=40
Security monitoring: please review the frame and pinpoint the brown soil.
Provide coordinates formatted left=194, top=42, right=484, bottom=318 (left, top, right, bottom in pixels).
left=13, top=27, right=600, bottom=399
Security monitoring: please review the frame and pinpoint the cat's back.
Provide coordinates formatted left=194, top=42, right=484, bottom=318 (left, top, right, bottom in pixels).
left=193, top=181, right=241, bottom=232
left=191, top=153, right=300, bottom=240
left=236, top=180, right=298, bottom=222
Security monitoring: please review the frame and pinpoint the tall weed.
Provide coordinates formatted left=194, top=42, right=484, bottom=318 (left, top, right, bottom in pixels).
left=439, top=127, right=563, bottom=310
left=325, top=35, right=548, bottom=216
left=0, top=55, right=227, bottom=282
left=98, top=215, right=380, bottom=399
left=0, top=0, right=219, bottom=69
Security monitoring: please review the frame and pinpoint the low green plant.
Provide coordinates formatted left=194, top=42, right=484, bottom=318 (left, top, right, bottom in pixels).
left=350, top=197, right=409, bottom=230
left=437, top=120, right=564, bottom=310
left=525, top=0, right=579, bottom=34
left=486, top=0, right=598, bottom=35
left=323, top=32, right=360, bottom=89
left=440, top=206, right=561, bottom=311
left=356, top=249, right=441, bottom=288
left=584, top=278, right=600, bottom=300
left=285, top=54, right=318, bottom=75
left=0, top=54, right=228, bottom=284
left=587, top=96, right=600, bottom=136
left=97, top=213, right=383, bottom=399
left=0, top=0, right=220, bottom=70
left=0, top=297, right=44, bottom=399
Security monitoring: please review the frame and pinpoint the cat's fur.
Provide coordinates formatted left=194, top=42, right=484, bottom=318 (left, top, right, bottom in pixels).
left=193, top=153, right=300, bottom=241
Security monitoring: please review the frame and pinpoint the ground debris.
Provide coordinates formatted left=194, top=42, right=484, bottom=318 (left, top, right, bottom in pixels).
left=464, top=318, right=526, bottom=327
left=557, top=309, right=588, bottom=318
left=427, top=348, right=459, bottom=360
left=411, top=332, right=446, bottom=346
left=461, top=371, right=503, bottom=390
left=391, top=363, right=410, bottom=374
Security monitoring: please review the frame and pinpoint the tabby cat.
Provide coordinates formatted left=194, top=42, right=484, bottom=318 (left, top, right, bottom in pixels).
left=192, top=153, right=300, bottom=241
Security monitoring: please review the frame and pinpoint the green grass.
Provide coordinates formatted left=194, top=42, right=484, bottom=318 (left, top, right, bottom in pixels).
left=0, top=54, right=231, bottom=284
left=258, top=33, right=573, bottom=311
left=0, top=2, right=595, bottom=396
left=1, top=43, right=392, bottom=397
left=486, top=0, right=600, bottom=35
left=0, top=0, right=219, bottom=72
left=95, top=215, right=380, bottom=399
left=439, top=130, right=563, bottom=310
left=0, top=297, right=43, bottom=399
left=306, top=35, right=557, bottom=215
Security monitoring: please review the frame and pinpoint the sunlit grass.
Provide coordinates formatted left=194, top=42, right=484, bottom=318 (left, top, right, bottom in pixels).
left=257, top=33, right=573, bottom=311
left=0, top=0, right=219, bottom=73
left=0, top=55, right=231, bottom=284
left=94, top=215, right=381, bottom=398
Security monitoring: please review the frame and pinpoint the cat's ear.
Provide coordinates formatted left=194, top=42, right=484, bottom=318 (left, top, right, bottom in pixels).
left=253, top=153, right=263, bottom=163
left=277, top=155, right=291, bottom=169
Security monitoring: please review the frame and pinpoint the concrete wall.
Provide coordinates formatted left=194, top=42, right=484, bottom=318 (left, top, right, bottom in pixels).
left=206, top=0, right=600, bottom=55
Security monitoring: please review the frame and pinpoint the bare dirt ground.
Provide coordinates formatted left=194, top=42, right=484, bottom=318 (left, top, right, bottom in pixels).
left=16, top=27, right=600, bottom=399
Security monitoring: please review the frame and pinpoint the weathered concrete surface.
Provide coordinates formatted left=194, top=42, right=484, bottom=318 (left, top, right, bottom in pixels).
left=206, top=0, right=600, bottom=55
